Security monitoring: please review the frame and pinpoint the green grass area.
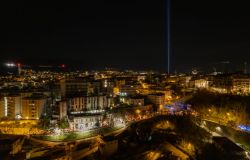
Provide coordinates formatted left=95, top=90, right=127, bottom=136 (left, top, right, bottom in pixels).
left=35, top=126, right=123, bottom=142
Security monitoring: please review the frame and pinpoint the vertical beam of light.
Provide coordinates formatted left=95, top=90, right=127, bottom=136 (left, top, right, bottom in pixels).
left=166, top=0, right=171, bottom=74
left=4, top=97, right=8, bottom=116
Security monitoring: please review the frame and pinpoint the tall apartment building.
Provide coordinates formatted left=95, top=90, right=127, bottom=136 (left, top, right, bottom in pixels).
left=60, top=79, right=103, bottom=98
left=68, top=95, right=110, bottom=113
left=21, top=94, right=47, bottom=120
left=0, top=95, right=21, bottom=119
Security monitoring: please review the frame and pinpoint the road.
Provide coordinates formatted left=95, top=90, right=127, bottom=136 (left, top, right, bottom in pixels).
left=201, top=119, right=250, bottom=154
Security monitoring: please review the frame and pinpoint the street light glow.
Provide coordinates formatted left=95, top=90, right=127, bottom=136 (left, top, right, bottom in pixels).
left=5, top=63, right=16, bottom=67
left=216, top=126, right=221, bottom=132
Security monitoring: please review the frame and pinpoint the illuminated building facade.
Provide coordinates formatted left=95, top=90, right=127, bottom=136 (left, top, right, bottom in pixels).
left=21, top=94, right=47, bottom=120
left=72, top=114, right=103, bottom=131
left=54, top=95, right=114, bottom=120
left=194, top=79, right=209, bottom=89
left=68, top=95, right=108, bottom=113
left=0, top=95, right=21, bottom=119
left=232, top=77, right=250, bottom=94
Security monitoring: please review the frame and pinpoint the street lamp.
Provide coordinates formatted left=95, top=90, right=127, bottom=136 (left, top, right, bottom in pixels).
left=136, top=109, right=141, bottom=114
left=216, top=126, right=221, bottom=132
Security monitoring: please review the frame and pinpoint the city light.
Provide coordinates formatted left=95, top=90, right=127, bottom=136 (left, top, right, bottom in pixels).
left=238, top=125, right=250, bottom=132
left=4, top=97, right=7, bottom=116
left=16, top=114, right=22, bottom=120
left=202, top=121, right=206, bottom=126
left=53, top=127, right=62, bottom=135
left=104, top=79, right=108, bottom=88
left=215, top=126, right=221, bottom=132
left=136, top=109, right=141, bottom=114
left=5, top=62, right=16, bottom=67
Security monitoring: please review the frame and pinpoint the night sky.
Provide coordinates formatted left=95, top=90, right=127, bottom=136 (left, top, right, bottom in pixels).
left=1, top=1, right=250, bottom=72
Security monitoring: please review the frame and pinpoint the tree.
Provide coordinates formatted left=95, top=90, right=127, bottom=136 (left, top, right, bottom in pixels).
left=170, top=84, right=183, bottom=95
left=58, top=117, right=69, bottom=129
left=38, top=115, right=51, bottom=130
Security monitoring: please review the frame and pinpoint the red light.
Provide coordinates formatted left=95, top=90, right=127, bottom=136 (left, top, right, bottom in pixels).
left=61, top=64, right=65, bottom=68
left=17, top=63, right=21, bottom=67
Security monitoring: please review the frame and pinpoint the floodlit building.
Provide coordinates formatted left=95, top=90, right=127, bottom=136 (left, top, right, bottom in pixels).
left=72, top=114, right=103, bottom=131
left=232, top=77, right=250, bottom=94
left=68, top=95, right=108, bottom=113
left=54, top=95, right=114, bottom=120
left=194, top=79, right=209, bottom=89
left=21, top=94, right=48, bottom=120
left=0, top=95, right=22, bottom=119
left=71, top=113, right=125, bottom=131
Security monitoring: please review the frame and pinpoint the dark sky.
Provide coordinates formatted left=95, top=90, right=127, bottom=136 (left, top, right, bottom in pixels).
left=173, top=1, right=250, bottom=73
left=1, top=1, right=250, bottom=72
